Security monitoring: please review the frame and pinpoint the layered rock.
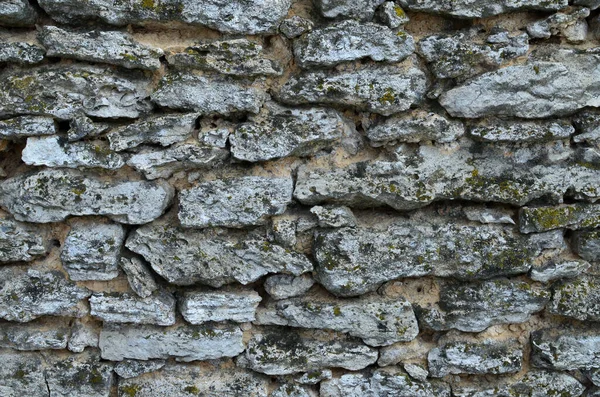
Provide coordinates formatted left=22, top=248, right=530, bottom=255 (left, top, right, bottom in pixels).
left=0, top=0, right=37, bottom=26
left=178, top=288, right=262, bottom=323
left=469, top=119, right=574, bottom=142
left=519, top=203, right=600, bottom=233
left=530, top=258, right=590, bottom=283
left=0, top=116, right=56, bottom=139
left=527, top=7, right=590, bottom=43
left=531, top=327, right=600, bottom=370
left=90, top=291, right=176, bottom=325
left=572, top=230, right=600, bottom=261
left=0, top=350, right=47, bottom=396
left=310, top=206, right=357, bottom=228
left=119, top=257, right=158, bottom=298
left=398, top=0, right=567, bottom=18
left=549, top=275, right=600, bottom=321
left=45, top=352, right=114, bottom=397
left=0, top=319, right=70, bottom=350
left=264, top=274, right=315, bottom=300
left=114, top=359, right=166, bottom=379
left=0, top=42, right=45, bottom=64
left=0, top=215, right=48, bottom=263
left=315, top=0, right=386, bottom=20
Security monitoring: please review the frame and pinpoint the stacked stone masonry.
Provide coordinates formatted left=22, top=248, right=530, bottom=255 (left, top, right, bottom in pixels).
left=2, top=0, right=600, bottom=395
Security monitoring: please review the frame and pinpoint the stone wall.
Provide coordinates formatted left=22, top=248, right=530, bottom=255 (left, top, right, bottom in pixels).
left=1, top=0, right=600, bottom=395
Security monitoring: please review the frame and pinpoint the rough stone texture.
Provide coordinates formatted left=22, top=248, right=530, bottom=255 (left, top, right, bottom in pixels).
left=469, top=119, right=574, bottom=142
left=294, top=20, right=414, bottom=68
left=264, top=274, right=315, bottom=300
left=531, top=327, right=600, bottom=370
left=0, top=319, right=70, bottom=350
left=527, top=7, right=590, bottom=43
left=45, top=352, right=114, bottom=397
left=0, top=169, right=174, bottom=224
left=256, top=292, right=418, bottom=346
left=0, top=350, right=48, bottom=396
left=530, top=258, right=590, bottom=283
left=179, top=288, right=262, bottom=323
left=67, top=112, right=110, bottom=142
left=310, top=206, right=357, bottom=228
left=377, top=2, right=410, bottom=28
left=280, top=16, right=314, bottom=38
left=239, top=329, right=378, bottom=375
left=0, top=215, right=48, bottom=263
left=99, top=322, right=244, bottom=361
left=90, top=290, right=176, bottom=325
left=114, top=359, right=166, bottom=379
left=126, top=222, right=313, bottom=287
left=519, top=203, right=600, bottom=233
left=119, top=257, right=158, bottom=298
left=572, top=230, right=600, bottom=261
left=0, top=116, right=56, bottom=139
left=0, top=42, right=45, bottom=64
left=0, top=0, right=37, bottom=27
left=61, top=221, right=125, bottom=281
left=68, top=319, right=100, bottom=353
left=548, top=275, right=600, bottom=321
left=39, top=26, right=163, bottom=70
left=278, top=63, right=426, bottom=116
left=398, top=0, right=567, bottom=18
left=315, top=0, right=386, bottom=20
left=178, top=176, right=293, bottom=228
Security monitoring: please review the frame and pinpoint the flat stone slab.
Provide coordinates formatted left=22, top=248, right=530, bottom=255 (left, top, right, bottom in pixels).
left=179, top=288, right=262, bottom=323
left=0, top=116, right=56, bottom=139
left=398, top=0, right=567, bottom=18
left=0, top=215, right=48, bottom=263
left=0, top=42, right=45, bottom=64
left=531, top=327, right=600, bottom=370
left=90, top=290, right=176, bottom=326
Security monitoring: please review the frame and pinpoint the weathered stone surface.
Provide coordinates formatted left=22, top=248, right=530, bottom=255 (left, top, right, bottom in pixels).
left=280, top=16, right=313, bottom=38
left=0, top=267, right=90, bottom=322
left=39, top=26, right=163, bottom=70
left=119, top=257, right=158, bottom=298
left=126, top=222, right=313, bottom=287
left=39, top=0, right=292, bottom=34
left=127, top=143, right=228, bottom=179
left=440, top=47, right=600, bottom=119
left=320, top=367, right=450, bottom=397
left=313, top=218, right=562, bottom=296
left=152, top=72, right=267, bottom=115
left=0, top=319, right=70, bottom=350
left=167, top=39, right=282, bottom=76
left=549, top=275, right=600, bottom=321
left=418, top=29, right=528, bottom=80
left=90, top=290, right=176, bottom=326
left=99, top=322, right=244, bottom=361
left=107, top=113, right=197, bottom=151
left=377, top=2, right=409, bottom=28
left=519, top=203, right=600, bottom=233
left=179, top=288, right=261, bottom=323
left=419, top=279, right=550, bottom=332
left=366, top=110, right=464, bottom=145
left=469, top=119, right=574, bottom=142
left=272, top=384, right=314, bottom=397
left=310, top=206, right=356, bottom=228
left=239, top=329, right=378, bottom=375
left=46, top=352, right=114, bottom=397
left=118, top=363, right=270, bottom=396
left=114, top=359, right=166, bottom=379
left=462, top=206, right=515, bottom=225
left=398, top=0, right=567, bottom=18
left=278, top=63, right=426, bottom=116
left=0, top=169, right=174, bottom=224
left=61, top=221, right=125, bottom=281
left=22, top=136, right=125, bottom=170
left=67, top=112, right=110, bottom=142
left=296, top=369, right=333, bottom=385
left=527, top=7, right=590, bottom=42
left=428, top=340, right=522, bottom=377
left=574, top=109, right=600, bottom=146
left=531, top=327, right=600, bottom=370
left=530, top=258, right=590, bottom=283
left=230, top=103, right=346, bottom=162
left=256, top=292, right=418, bottom=346
left=0, top=215, right=48, bottom=262
left=404, top=363, right=428, bottom=382
left=68, top=319, right=100, bottom=353
left=264, top=274, right=315, bottom=300
left=0, top=115, right=56, bottom=139
left=0, top=42, right=44, bottom=64
left=315, top=0, right=386, bottom=20
left=0, top=64, right=153, bottom=120
left=294, top=20, right=414, bottom=68
left=179, top=176, right=293, bottom=228
left=572, top=230, right=600, bottom=261
left=0, top=0, right=37, bottom=27
left=0, top=350, right=47, bottom=396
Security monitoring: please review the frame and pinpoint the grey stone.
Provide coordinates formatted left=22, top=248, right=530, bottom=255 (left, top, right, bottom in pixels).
left=90, top=290, right=176, bottom=326
left=239, top=329, right=378, bottom=375
left=38, top=0, right=292, bottom=34
left=572, top=230, right=600, bottom=261
left=107, top=113, right=198, bottom=151
left=296, top=369, right=333, bottom=385
left=440, top=47, right=600, bottom=119
left=310, top=206, right=356, bottom=228
left=68, top=319, right=100, bottom=353
left=45, top=351, right=114, bottom=397
left=587, top=369, right=600, bottom=387
left=313, top=218, right=562, bottom=296
left=469, top=119, right=574, bottom=142
left=179, top=288, right=262, bottom=323
left=531, top=327, right=600, bottom=370
left=527, top=7, right=590, bottom=43
left=0, top=350, right=47, bottom=396
left=377, top=2, right=409, bottom=28
left=126, top=222, right=313, bottom=287
left=166, top=39, right=282, bottom=76
left=39, top=26, right=163, bottom=70
left=0, top=169, right=174, bottom=224
left=280, top=16, right=314, bottom=38
left=114, top=359, right=166, bottom=379
left=419, top=279, right=550, bottom=332
left=428, top=340, right=523, bottom=377
left=119, top=257, right=158, bottom=299
left=67, top=113, right=111, bottom=142
left=0, top=42, right=44, bottom=64
left=0, top=319, right=70, bottom=350
left=398, top=0, right=567, bottom=18
left=230, top=103, right=346, bottom=162
left=99, top=322, right=244, bottom=361
left=178, top=176, right=293, bottom=228
left=418, top=29, right=528, bottom=80
left=0, top=215, right=48, bottom=263
left=574, top=109, right=600, bottom=146
left=127, top=143, right=228, bottom=179
left=404, top=364, right=428, bottom=382
left=462, top=206, right=515, bottom=225
left=271, top=384, right=314, bottom=397
left=549, top=275, right=600, bottom=321
left=22, top=136, right=125, bottom=170
left=264, top=274, right=315, bottom=300
left=519, top=204, right=600, bottom=233
left=315, top=0, right=386, bottom=20
left=294, top=20, right=414, bottom=68
left=530, top=258, right=590, bottom=283
left=278, top=63, right=426, bottom=116
left=366, top=110, right=464, bottom=145
left=152, top=72, right=267, bottom=115
left=0, top=267, right=90, bottom=322
left=575, top=0, right=600, bottom=9
left=61, top=221, right=125, bottom=281
left=255, top=292, right=418, bottom=346
left=0, top=0, right=37, bottom=26
left=118, top=363, right=270, bottom=396
left=0, top=115, right=56, bottom=139
left=0, top=64, right=153, bottom=120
